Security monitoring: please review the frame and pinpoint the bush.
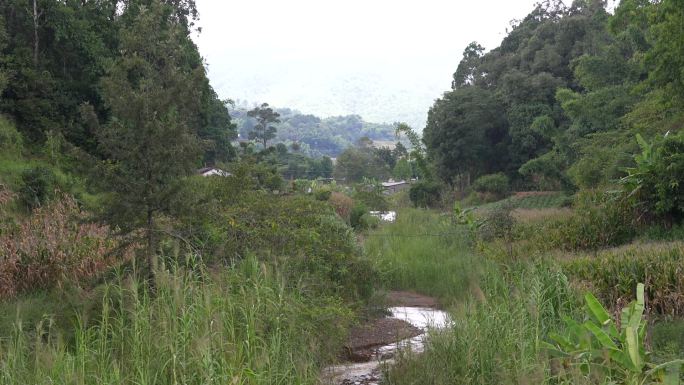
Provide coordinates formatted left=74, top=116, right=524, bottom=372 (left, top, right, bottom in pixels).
left=359, top=213, right=381, bottom=230
left=314, top=188, right=332, bottom=201
left=18, top=166, right=57, bottom=210
left=353, top=189, right=388, bottom=211
left=409, top=181, right=441, bottom=208
left=173, top=178, right=375, bottom=301
left=329, top=191, right=353, bottom=223
left=350, top=202, right=367, bottom=230
left=526, top=191, right=636, bottom=251
left=472, top=173, right=510, bottom=196
left=0, top=116, right=23, bottom=155
left=0, top=196, right=130, bottom=298
left=622, top=133, right=684, bottom=223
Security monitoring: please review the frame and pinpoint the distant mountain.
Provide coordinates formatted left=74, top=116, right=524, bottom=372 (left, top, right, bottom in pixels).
left=230, top=104, right=399, bottom=157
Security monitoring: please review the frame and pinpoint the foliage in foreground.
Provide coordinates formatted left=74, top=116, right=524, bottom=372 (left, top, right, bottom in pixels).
left=0, top=257, right=352, bottom=385
left=386, top=258, right=578, bottom=385
left=545, top=283, right=683, bottom=385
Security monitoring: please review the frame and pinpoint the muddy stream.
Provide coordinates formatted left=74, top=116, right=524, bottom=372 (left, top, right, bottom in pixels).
left=321, top=305, right=450, bottom=385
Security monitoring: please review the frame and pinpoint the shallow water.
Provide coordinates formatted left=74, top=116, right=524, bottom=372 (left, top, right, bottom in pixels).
left=369, top=211, right=397, bottom=222
left=322, top=306, right=450, bottom=385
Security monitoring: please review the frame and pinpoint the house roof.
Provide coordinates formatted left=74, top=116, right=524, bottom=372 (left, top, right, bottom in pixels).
left=197, top=167, right=231, bottom=177
left=382, top=180, right=409, bottom=187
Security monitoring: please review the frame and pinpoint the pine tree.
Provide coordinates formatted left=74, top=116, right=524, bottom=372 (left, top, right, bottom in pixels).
left=98, top=1, right=203, bottom=278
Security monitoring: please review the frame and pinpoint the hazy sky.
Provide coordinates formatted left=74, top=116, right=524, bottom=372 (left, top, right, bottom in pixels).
left=192, top=0, right=541, bottom=129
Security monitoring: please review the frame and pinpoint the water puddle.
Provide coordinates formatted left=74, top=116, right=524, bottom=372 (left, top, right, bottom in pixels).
left=322, top=306, right=450, bottom=385
left=369, top=211, right=396, bottom=222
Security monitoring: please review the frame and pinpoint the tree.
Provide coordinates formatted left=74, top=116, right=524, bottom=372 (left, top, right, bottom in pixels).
left=423, top=88, right=508, bottom=186
left=452, top=41, right=485, bottom=89
left=334, top=147, right=388, bottom=183
left=247, top=103, right=280, bottom=148
left=393, top=158, right=412, bottom=181
left=395, top=122, right=431, bottom=180
left=97, top=1, right=203, bottom=278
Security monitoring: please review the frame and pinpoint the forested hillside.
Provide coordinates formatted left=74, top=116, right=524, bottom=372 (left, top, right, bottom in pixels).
left=425, top=0, right=684, bottom=195
left=231, top=104, right=397, bottom=157
left=0, top=0, right=236, bottom=165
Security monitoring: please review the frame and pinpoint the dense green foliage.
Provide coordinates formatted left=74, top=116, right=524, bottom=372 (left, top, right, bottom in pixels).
left=0, top=0, right=236, bottom=164
left=424, top=0, right=684, bottom=204
left=472, top=173, right=510, bottom=196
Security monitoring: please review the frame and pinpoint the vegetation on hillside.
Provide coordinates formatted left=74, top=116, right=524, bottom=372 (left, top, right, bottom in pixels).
left=0, top=0, right=683, bottom=384
left=231, top=105, right=398, bottom=157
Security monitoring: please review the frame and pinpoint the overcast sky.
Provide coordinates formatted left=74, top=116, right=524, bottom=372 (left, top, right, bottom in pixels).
left=192, top=0, right=541, bottom=129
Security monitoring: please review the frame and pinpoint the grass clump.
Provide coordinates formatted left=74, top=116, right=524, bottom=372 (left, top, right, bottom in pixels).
left=364, top=208, right=477, bottom=304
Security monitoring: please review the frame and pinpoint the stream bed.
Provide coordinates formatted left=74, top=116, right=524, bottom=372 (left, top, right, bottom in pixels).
left=322, top=306, right=450, bottom=385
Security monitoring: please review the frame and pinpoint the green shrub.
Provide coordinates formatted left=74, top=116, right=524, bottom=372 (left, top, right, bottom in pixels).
left=350, top=202, right=367, bottom=230
left=478, top=204, right=516, bottom=246
left=352, top=179, right=389, bottom=211
left=472, top=173, right=510, bottom=196
left=622, top=133, right=684, bottom=223
left=359, top=213, right=381, bottom=230
left=18, top=166, right=57, bottom=210
left=314, top=188, right=332, bottom=201
left=172, top=177, right=375, bottom=301
left=527, top=191, right=636, bottom=251
left=408, top=181, right=441, bottom=208
left=0, top=116, right=23, bottom=156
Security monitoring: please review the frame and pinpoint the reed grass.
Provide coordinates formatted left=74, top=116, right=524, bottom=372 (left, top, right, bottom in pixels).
left=0, top=257, right=352, bottom=385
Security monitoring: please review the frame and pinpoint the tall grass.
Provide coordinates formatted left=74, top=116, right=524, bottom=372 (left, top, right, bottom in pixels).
left=364, top=208, right=477, bottom=303
left=367, top=209, right=588, bottom=384
left=386, top=259, right=579, bottom=385
left=0, top=257, right=352, bottom=384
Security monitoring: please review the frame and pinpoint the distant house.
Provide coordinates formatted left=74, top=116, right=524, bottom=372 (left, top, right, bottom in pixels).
left=197, top=167, right=232, bottom=177
left=382, top=180, right=410, bottom=194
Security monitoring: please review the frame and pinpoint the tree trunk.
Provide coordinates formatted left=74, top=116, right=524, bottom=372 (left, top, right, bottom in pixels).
left=146, top=208, right=155, bottom=282
left=32, top=0, right=39, bottom=67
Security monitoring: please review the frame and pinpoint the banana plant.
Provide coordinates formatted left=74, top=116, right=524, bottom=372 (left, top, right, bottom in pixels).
left=452, top=202, right=483, bottom=233
left=543, top=283, right=684, bottom=384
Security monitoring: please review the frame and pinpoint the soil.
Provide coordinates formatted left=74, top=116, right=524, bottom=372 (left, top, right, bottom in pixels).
left=342, top=291, right=438, bottom=361
left=385, top=290, right=439, bottom=308
left=325, top=291, right=442, bottom=385
left=344, top=318, right=421, bottom=361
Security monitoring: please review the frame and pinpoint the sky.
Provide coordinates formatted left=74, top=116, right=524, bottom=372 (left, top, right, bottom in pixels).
left=192, top=0, right=543, bottom=130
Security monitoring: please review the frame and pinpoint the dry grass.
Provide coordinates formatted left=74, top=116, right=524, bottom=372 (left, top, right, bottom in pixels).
left=0, top=195, right=132, bottom=298
left=512, top=207, right=572, bottom=223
